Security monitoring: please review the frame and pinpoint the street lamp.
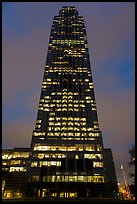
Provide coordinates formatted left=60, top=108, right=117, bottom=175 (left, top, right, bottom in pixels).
left=120, top=164, right=131, bottom=199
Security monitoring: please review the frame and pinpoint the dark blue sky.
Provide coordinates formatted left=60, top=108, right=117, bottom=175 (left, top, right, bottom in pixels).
left=2, top=2, right=135, bottom=185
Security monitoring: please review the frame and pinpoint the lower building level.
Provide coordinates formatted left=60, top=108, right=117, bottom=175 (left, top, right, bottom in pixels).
left=2, top=171, right=118, bottom=199
left=2, top=147, right=119, bottom=199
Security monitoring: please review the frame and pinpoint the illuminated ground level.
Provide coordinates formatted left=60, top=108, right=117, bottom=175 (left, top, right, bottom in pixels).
left=2, top=198, right=135, bottom=203
left=26, top=182, right=107, bottom=198
left=3, top=178, right=118, bottom=199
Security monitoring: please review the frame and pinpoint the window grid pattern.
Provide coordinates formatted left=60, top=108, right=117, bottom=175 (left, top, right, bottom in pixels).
left=30, top=6, right=105, bottom=186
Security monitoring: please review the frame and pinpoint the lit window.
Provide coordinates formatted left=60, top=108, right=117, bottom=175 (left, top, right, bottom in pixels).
left=9, top=167, right=27, bottom=172
left=44, top=96, right=50, bottom=99
left=38, top=153, right=44, bottom=159
left=97, top=145, right=102, bottom=151
left=84, top=145, right=95, bottom=151
left=93, top=162, right=103, bottom=167
left=33, top=132, right=45, bottom=136
left=47, top=78, right=51, bottom=81
left=10, top=160, right=21, bottom=165
left=68, top=127, right=73, bottom=131
left=85, top=96, right=91, bottom=99
left=75, top=155, right=79, bottom=159
left=34, top=146, right=48, bottom=151
left=39, top=161, right=61, bottom=167
left=36, top=124, right=41, bottom=128
left=37, top=120, right=41, bottom=123
left=75, top=133, right=80, bottom=137
left=31, top=162, right=38, bottom=167
left=94, top=125, right=99, bottom=129
left=92, top=107, right=97, bottom=111
left=31, top=176, right=39, bottom=182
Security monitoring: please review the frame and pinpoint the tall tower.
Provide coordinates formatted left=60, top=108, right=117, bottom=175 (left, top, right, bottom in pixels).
left=29, top=6, right=117, bottom=198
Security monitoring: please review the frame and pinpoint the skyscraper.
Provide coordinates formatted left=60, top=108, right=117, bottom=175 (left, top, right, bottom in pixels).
left=28, top=6, right=118, bottom=198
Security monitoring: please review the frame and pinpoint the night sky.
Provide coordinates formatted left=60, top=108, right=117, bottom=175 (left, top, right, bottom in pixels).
left=2, top=2, right=135, bottom=185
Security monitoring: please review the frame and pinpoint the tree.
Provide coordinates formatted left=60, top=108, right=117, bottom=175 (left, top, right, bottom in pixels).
left=128, top=145, right=135, bottom=183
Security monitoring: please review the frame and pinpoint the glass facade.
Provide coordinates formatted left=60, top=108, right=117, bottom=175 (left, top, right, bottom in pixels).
left=2, top=148, right=30, bottom=198
left=2, top=6, right=118, bottom=199
left=29, top=6, right=106, bottom=198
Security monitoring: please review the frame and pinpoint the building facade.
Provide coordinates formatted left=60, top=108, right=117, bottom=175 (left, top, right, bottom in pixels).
left=103, top=148, right=119, bottom=198
left=28, top=6, right=117, bottom=198
left=2, top=148, right=30, bottom=198
left=2, top=6, right=118, bottom=199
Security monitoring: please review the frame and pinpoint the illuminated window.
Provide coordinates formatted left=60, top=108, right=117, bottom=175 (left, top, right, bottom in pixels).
left=77, top=176, right=84, bottom=182
left=55, top=127, right=60, bottom=131
left=93, top=162, right=103, bottom=167
left=2, top=154, right=11, bottom=160
left=68, top=132, right=73, bottom=136
left=37, top=120, right=41, bottom=123
left=84, top=145, right=95, bottom=151
left=2, top=162, right=7, bottom=166
left=36, top=124, right=41, bottom=128
left=81, top=127, right=86, bottom=131
left=44, top=96, right=50, bottom=99
left=97, top=145, right=102, bottom=151
left=94, top=125, right=99, bottom=130
left=10, top=160, right=21, bottom=165
left=9, top=167, right=27, bottom=172
left=32, top=176, right=39, bottom=182
left=92, top=107, right=97, bottom=111
left=85, top=96, right=91, bottom=99
left=84, top=154, right=102, bottom=159
left=75, top=155, right=79, bottom=159
left=75, top=133, right=80, bottom=137
left=49, top=117, right=54, bottom=121
left=47, top=78, right=51, bottom=81
left=38, top=153, right=44, bottom=159
left=39, top=161, right=61, bottom=167
left=31, top=162, right=38, bottom=167
left=34, top=132, right=45, bottom=136
left=39, top=107, right=43, bottom=110
left=44, top=108, right=50, bottom=111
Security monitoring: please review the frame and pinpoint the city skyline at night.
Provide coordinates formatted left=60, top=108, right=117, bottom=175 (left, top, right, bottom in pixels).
left=2, top=2, right=135, bottom=188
